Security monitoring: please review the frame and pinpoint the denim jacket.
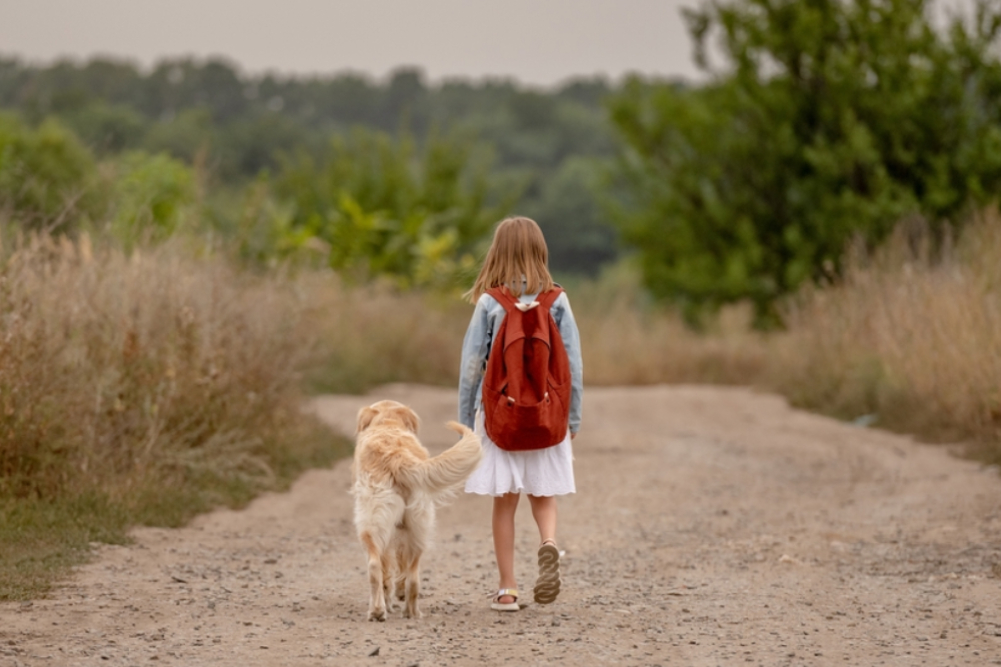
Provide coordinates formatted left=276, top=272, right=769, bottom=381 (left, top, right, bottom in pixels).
left=458, top=289, right=583, bottom=434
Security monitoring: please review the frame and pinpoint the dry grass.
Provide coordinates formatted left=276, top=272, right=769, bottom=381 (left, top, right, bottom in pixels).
left=568, top=265, right=766, bottom=386
left=768, top=214, right=1001, bottom=459
left=0, top=232, right=346, bottom=599
left=302, top=263, right=766, bottom=392
left=7, top=210, right=1000, bottom=600
left=303, top=276, right=470, bottom=393
left=302, top=222, right=1001, bottom=464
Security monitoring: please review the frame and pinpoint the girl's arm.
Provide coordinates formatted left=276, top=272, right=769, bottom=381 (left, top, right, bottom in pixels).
left=457, top=295, right=492, bottom=429
left=555, top=293, right=584, bottom=434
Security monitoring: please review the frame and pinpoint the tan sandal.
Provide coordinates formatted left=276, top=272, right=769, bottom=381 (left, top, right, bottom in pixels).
left=533, top=540, right=562, bottom=604
left=491, top=588, right=521, bottom=611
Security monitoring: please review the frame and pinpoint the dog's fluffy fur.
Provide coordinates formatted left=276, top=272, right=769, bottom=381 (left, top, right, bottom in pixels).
left=351, top=400, right=482, bottom=621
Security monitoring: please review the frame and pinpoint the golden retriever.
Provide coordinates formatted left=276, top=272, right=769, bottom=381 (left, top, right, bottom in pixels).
left=352, top=400, right=482, bottom=621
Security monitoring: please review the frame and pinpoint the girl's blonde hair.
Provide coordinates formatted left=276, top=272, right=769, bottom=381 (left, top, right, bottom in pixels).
left=465, top=216, right=555, bottom=303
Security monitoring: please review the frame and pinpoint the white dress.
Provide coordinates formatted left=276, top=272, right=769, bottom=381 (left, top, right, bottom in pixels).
left=464, top=409, right=576, bottom=497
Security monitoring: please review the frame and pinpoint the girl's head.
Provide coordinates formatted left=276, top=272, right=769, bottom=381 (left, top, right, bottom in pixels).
left=466, top=216, right=554, bottom=302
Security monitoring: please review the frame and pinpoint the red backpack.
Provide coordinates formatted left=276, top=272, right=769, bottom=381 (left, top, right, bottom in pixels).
left=482, top=286, right=572, bottom=451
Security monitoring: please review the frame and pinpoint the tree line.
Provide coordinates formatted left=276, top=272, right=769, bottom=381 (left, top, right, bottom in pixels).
left=4, top=0, right=1001, bottom=321
left=0, top=57, right=621, bottom=277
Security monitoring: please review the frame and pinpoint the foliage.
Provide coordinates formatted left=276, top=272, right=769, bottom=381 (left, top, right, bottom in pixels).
left=58, top=101, right=146, bottom=155
left=524, top=156, right=619, bottom=271
left=609, top=0, right=1001, bottom=323
left=0, top=56, right=623, bottom=275
left=108, top=151, right=197, bottom=249
left=0, top=113, right=102, bottom=231
left=265, top=128, right=511, bottom=289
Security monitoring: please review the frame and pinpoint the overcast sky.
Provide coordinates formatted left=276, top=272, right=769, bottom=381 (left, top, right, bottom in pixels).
left=0, top=0, right=702, bottom=86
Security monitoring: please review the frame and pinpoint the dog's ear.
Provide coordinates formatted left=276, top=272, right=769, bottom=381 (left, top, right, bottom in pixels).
left=397, top=406, right=420, bottom=434
left=356, top=405, right=379, bottom=434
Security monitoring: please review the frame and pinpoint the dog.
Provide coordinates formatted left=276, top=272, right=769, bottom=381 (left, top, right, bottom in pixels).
left=351, top=400, right=482, bottom=621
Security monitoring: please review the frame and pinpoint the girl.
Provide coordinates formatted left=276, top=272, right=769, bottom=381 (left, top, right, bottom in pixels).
left=458, top=216, right=583, bottom=611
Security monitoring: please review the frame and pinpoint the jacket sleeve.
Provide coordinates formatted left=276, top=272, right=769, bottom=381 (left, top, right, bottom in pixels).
left=554, top=292, right=584, bottom=434
left=458, top=295, right=492, bottom=429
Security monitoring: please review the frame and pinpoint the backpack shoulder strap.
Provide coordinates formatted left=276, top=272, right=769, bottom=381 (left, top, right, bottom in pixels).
left=537, top=285, right=564, bottom=311
left=487, top=285, right=563, bottom=313
left=485, top=286, right=519, bottom=313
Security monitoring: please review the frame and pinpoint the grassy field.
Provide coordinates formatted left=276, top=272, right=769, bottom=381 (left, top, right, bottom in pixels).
left=3, top=213, right=1000, bottom=599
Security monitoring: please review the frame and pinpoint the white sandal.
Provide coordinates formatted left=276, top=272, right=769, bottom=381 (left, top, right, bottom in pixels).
left=490, top=588, right=521, bottom=611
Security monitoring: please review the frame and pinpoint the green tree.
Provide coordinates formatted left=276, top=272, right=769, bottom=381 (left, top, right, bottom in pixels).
left=0, top=114, right=102, bottom=231
left=610, top=0, right=1001, bottom=323
left=528, top=156, right=618, bottom=274
left=59, top=101, right=147, bottom=154
left=142, top=108, right=213, bottom=165
left=108, top=151, right=196, bottom=249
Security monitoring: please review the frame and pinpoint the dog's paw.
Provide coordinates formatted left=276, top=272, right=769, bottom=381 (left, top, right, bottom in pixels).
left=367, top=608, right=387, bottom=622
left=403, top=606, right=423, bottom=620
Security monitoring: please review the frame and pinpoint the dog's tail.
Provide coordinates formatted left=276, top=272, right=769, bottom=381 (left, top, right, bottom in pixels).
left=401, top=421, right=482, bottom=497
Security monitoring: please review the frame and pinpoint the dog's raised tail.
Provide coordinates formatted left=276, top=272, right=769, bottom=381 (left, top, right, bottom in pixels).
left=404, top=421, right=482, bottom=496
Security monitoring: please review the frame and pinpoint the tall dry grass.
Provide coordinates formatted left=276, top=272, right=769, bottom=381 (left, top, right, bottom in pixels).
left=0, top=233, right=336, bottom=499
left=0, top=232, right=344, bottom=598
left=568, top=265, right=766, bottom=386
left=303, top=262, right=766, bottom=393
left=769, top=214, right=1001, bottom=459
left=304, top=224, right=1001, bottom=464
left=304, top=278, right=470, bottom=393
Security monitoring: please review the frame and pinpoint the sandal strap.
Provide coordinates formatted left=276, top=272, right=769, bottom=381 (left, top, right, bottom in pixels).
left=494, top=588, right=519, bottom=601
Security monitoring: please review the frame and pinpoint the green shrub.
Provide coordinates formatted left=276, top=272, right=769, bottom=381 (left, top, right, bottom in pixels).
left=107, top=151, right=196, bottom=248
left=265, top=128, right=511, bottom=289
left=0, top=114, right=102, bottom=231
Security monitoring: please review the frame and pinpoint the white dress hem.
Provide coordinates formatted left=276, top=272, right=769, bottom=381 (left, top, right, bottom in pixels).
left=464, top=410, right=576, bottom=497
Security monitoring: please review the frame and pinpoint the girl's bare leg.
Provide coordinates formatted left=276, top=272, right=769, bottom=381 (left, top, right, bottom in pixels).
left=492, top=493, right=520, bottom=603
left=528, top=494, right=562, bottom=604
left=527, top=494, right=557, bottom=545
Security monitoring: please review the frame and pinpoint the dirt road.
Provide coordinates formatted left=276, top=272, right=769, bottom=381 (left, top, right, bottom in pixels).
left=2, top=384, right=1000, bottom=666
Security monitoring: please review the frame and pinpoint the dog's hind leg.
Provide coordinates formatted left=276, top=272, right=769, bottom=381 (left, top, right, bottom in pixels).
left=359, top=531, right=388, bottom=622
left=398, top=539, right=423, bottom=620
left=399, top=503, right=433, bottom=619
left=389, top=541, right=407, bottom=612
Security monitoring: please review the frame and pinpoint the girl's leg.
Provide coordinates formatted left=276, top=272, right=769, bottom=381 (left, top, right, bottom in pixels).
left=527, top=494, right=557, bottom=545
left=492, top=493, right=520, bottom=603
